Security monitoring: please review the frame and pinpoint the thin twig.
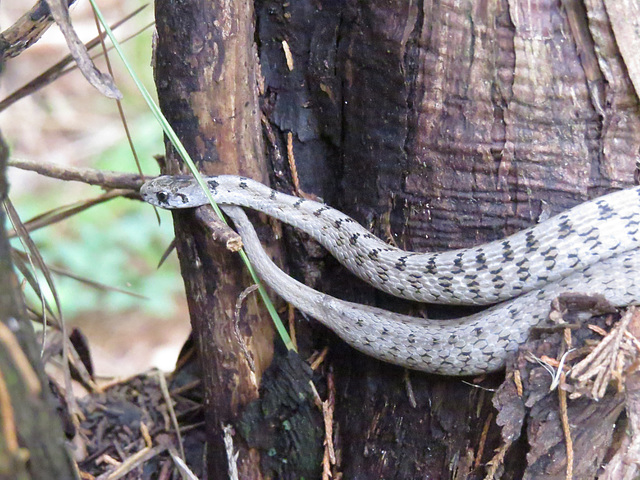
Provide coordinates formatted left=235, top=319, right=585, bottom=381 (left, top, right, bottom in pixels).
left=8, top=158, right=147, bottom=190
left=8, top=190, right=132, bottom=238
left=558, top=373, right=573, bottom=480
left=194, top=206, right=242, bottom=251
left=570, top=308, right=639, bottom=399
left=0, top=0, right=77, bottom=59
left=309, top=346, right=330, bottom=371
left=157, top=371, right=184, bottom=460
left=483, top=442, right=509, bottom=480
left=514, top=370, right=523, bottom=397
left=98, top=444, right=166, bottom=480
left=322, top=371, right=337, bottom=480
left=288, top=304, right=298, bottom=351
left=403, top=369, right=417, bottom=408
left=0, top=322, right=41, bottom=395
left=0, top=367, right=20, bottom=453
left=286, top=131, right=318, bottom=200
left=475, top=413, right=493, bottom=469
left=0, top=5, right=150, bottom=112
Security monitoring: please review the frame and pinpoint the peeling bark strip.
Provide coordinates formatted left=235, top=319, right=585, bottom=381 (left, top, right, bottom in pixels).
left=604, top=0, right=640, bottom=102
left=43, top=0, right=121, bottom=99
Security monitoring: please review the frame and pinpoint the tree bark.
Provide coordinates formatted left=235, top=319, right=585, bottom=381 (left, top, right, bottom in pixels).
left=155, top=0, right=640, bottom=478
left=258, top=0, right=640, bottom=478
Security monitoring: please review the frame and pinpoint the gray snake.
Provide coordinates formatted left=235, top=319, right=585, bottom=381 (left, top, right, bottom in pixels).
left=140, top=175, right=640, bottom=375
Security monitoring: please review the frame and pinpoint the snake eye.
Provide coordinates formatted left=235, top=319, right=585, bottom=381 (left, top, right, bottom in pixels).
left=156, top=191, right=169, bottom=204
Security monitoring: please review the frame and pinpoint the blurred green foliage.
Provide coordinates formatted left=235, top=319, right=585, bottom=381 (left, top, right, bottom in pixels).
left=10, top=119, right=184, bottom=320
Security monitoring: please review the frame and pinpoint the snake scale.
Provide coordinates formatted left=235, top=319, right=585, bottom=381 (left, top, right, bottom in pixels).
left=140, top=175, right=640, bottom=375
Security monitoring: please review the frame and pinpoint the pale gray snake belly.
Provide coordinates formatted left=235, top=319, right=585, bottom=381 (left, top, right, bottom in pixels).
left=140, top=175, right=640, bottom=375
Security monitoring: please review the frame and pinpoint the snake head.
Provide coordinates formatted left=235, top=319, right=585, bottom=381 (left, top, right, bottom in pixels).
left=140, top=175, right=203, bottom=209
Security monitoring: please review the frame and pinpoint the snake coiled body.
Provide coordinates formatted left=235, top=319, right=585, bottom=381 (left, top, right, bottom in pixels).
left=140, top=175, right=640, bottom=374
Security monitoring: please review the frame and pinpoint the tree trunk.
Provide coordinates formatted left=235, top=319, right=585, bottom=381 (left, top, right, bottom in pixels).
left=154, top=0, right=640, bottom=478
left=0, top=134, right=78, bottom=478
left=154, top=0, right=277, bottom=477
